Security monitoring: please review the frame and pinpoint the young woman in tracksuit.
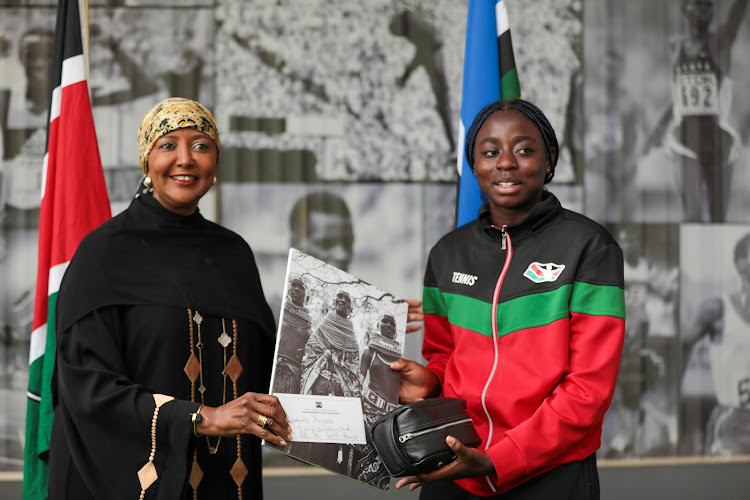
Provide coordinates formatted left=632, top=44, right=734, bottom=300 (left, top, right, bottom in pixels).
left=391, top=99, right=626, bottom=499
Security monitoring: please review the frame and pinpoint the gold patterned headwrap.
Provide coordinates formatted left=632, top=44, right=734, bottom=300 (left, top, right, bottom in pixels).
left=138, top=97, right=221, bottom=174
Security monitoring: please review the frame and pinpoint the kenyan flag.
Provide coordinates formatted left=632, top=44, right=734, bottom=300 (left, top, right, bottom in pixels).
left=23, top=1, right=111, bottom=498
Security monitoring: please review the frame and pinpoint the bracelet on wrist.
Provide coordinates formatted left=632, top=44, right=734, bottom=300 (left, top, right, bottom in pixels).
left=190, top=405, right=204, bottom=437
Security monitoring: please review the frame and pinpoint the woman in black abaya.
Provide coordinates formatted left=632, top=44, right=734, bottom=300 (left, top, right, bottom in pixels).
left=48, top=97, right=291, bottom=500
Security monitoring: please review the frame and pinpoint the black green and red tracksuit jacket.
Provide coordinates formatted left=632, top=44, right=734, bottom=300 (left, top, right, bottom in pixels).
left=422, top=192, right=625, bottom=496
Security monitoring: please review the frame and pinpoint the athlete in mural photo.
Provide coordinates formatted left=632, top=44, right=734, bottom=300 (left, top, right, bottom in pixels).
left=686, top=232, right=750, bottom=455
left=601, top=224, right=679, bottom=458
left=1, top=26, right=53, bottom=214
left=647, top=0, right=748, bottom=222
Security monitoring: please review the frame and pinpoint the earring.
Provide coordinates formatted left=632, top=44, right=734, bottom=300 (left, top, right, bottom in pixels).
left=212, top=176, right=217, bottom=186
left=142, top=176, right=153, bottom=194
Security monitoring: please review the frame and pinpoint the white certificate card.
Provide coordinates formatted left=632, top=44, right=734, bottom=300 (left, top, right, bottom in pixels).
left=275, top=393, right=367, bottom=445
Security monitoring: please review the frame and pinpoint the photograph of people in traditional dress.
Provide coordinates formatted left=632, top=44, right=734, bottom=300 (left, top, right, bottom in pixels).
left=266, top=249, right=407, bottom=489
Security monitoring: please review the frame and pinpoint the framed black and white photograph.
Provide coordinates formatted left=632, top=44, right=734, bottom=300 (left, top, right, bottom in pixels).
left=600, top=223, right=680, bottom=459
left=264, top=248, right=408, bottom=491
left=583, top=0, right=750, bottom=223
left=678, top=224, right=750, bottom=456
left=0, top=226, right=37, bottom=474
left=0, top=8, right=55, bottom=218
left=0, top=7, right=53, bottom=476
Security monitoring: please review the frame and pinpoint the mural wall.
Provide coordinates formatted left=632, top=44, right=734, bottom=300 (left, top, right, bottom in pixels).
left=1, top=0, right=748, bottom=474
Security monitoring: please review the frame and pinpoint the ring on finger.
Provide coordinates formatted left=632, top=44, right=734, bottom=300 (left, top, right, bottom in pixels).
left=257, top=414, right=270, bottom=429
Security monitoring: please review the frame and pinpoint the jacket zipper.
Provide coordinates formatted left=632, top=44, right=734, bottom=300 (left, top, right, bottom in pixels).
left=480, top=225, right=512, bottom=493
left=397, top=417, right=474, bottom=443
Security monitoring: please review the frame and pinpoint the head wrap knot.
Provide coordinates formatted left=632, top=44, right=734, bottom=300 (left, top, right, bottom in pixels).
left=138, top=97, right=220, bottom=174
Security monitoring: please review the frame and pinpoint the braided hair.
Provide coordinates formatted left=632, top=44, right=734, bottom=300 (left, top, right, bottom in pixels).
left=464, top=99, right=559, bottom=184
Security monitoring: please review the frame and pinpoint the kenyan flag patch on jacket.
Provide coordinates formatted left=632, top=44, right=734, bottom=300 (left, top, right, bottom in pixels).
left=524, top=262, right=565, bottom=283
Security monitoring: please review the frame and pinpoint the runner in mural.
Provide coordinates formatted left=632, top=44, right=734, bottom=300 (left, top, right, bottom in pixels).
left=685, top=232, right=750, bottom=455
left=646, top=0, right=748, bottom=222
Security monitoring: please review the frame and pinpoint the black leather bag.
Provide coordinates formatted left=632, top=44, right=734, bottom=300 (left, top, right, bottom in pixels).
left=369, top=397, right=481, bottom=477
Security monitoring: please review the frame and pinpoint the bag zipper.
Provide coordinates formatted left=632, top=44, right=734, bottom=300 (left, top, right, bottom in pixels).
left=397, top=417, right=473, bottom=443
